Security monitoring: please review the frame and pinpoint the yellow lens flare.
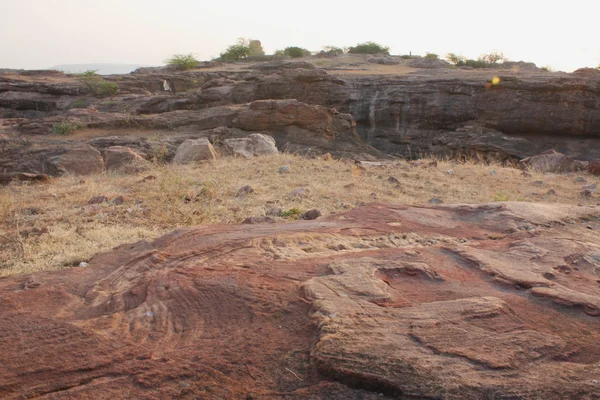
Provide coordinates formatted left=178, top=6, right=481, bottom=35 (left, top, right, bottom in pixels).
left=485, top=76, right=501, bottom=89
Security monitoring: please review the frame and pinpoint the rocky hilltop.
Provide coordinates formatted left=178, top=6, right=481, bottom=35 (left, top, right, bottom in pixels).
left=1, top=55, right=600, bottom=176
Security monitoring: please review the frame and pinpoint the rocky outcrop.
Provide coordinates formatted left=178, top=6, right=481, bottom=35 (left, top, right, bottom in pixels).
left=173, top=138, right=217, bottom=163
left=519, top=149, right=589, bottom=173
left=2, top=61, right=600, bottom=166
left=223, top=133, right=278, bottom=158
left=102, top=146, right=148, bottom=171
left=1, top=202, right=600, bottom=398
left=44, top=144, right=104, bottom=175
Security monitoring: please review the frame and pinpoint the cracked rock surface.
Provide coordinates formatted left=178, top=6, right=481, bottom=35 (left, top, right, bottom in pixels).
left=1, top=202, right=600, bottom=398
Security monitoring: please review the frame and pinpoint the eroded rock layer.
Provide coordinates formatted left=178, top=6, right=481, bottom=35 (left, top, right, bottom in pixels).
left=2, top=60, right=600, bottom=176
left=1, top=202, right=600, bottom=399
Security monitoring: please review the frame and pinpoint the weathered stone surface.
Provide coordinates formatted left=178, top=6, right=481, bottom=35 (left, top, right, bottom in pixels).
left=173, top=138, right=216, bottom=164
left=1, top=202, right=600, bottom=398
left=44, top=144, right=104, bottom=175
left=223, top=133, right=278, bottom=158
left=589, top=161, right=600, bottom=176
left=0, top=172, right=50, bottom=185
left=2, top=60, right=600, bottom=165
left=520, top=150, right=589, bottom=172
left=102, top=146, right=147, bottom=171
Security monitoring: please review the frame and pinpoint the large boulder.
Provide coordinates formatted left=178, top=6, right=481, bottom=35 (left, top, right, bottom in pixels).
left=223, top=133, right=278, bottom=158
left=44, top=144, right=104, bottom=175
left=102, top=146, right=148, bottom=171
left=519, top=150, right=588, bottom=173
left=173, top=138, right=216, bottom=164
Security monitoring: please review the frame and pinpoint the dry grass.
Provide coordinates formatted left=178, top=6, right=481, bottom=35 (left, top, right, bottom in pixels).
left=1, top=154, right=598, bottom=277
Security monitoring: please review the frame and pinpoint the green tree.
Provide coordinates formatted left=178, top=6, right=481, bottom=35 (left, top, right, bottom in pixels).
left=481, top=51, right=506, bottom=64
left=347, top=42, right=390, bottom=55
left=283, top=46, right=309, bottom=58
left=218, top=38, right=251, bottom=62
left=445, top=53, right=465, bottom=65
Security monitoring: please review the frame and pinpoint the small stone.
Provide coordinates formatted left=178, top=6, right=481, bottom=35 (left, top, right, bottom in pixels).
left=547, top=189, right=557, bottom=196
left=301, top=209, right=322, bottom=220
left=140, top=175, right=157, bottom=183
left=531, top=180, right=546, bottom=187
left=428, top=197, right=443, bottom=204
left=113, top=195, right=126, bottom=205
left=575, top=177, right=587, bottom=183
left=446, top=169, right=454, bottom=175
left=388, top=176, right=400, bottom=184
left=79, top=262, right=89, bottom=268
left=488, top=169, right=497, bottom=176
left=587, top=225, right=594, bottom=230
left=581, top=189, right=594, bottom=198
left=370, top=193, right=378, bottom=199
left=278, top=166, right=291, bottom=174
left=236, top=185, right=254, bottom=197
left=583, top=183, right=598, bottom=193
left=288, top=187, right=310, bottom=199
left=88, top=195, right=108, bottom=205
left=322, top=153, right=333, bottom=161
left=521, top=171, right=532, bottom=178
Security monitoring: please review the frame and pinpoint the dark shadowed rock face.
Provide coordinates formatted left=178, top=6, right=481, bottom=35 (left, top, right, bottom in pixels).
left=1, top=63, right=600, bottom=170
left=1, top=202, right=600, bottom=398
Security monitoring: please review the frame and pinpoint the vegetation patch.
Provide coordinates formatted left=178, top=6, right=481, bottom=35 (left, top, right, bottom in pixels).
left=50, top=120, right=83, bottom=135
left=75, top=70, right=120, bottom=96
left=445, top=51, right=507, bottom=68
left=164, top=54, right=200, bottom=70
left=348, top=42, right=390, bottom=55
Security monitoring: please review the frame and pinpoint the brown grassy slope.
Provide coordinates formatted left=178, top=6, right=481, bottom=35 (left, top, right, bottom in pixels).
left=1, top=154, right=598, bottom=277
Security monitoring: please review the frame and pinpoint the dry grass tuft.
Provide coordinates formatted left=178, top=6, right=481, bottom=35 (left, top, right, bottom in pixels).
left=1, top=154, right=597, bottom=276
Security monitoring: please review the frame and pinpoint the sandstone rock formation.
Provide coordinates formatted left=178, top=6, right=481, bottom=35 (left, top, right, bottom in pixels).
left=44, top=144, right=104, bottom=175
left=1, top=58, right=600, bottom=174
left=519, top=149, right=589, bottom=173
left=173, top=138, right=217, bottom=164
left=1, top=202, right=600, bottom=398
left=102, top=146, right=147, bottom=171
left=223, top=133, right=278, bottom=158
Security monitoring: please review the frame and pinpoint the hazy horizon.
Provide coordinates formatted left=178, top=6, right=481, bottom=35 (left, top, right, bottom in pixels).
left=1, top=0, right=598, bottom=73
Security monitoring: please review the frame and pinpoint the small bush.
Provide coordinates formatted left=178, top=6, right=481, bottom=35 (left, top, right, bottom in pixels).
left=51, top=121, right=82, bottom=135
left=425, top=52, right=439, bottom=59
left=97, top=81, right=119, bottom=95
left=445, top=53, right=466, bottom=65
left=319, top=46, right=345, bottom=56
left=75, top=70, right=120, bottom=95
left=444, top=52, right=505, bottom=69
left=218, top=38, right=251, bottom=62
left=348, top=42, right=390, bottom=55
left=281, top=46, right=310, bottom=58
left=164, top=53, right=199, bottom=70
left=481, top=51, right=506, bottom=64
left=279, top=207, right=303, bottom=219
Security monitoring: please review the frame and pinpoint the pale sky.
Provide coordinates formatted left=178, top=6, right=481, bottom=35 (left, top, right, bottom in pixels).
left=1, top=0, right=598, bottom=72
